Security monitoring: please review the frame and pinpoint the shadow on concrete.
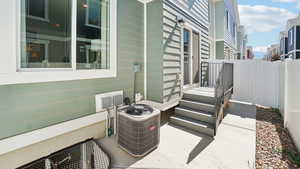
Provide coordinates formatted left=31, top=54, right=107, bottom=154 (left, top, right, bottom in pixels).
left=186, top=137, right=213, bottom=164
left=225, top=101, right=257, bottom=120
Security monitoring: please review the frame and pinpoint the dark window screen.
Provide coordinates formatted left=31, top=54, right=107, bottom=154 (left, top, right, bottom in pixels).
left=27, top=0, right=46, bottom=18
left=296, top=26, right=300, bottom=50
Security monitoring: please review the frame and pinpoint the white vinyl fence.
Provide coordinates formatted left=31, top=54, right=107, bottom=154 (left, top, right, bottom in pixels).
left=232, top=60, right=281, bottom=108
left=231, top=59, right=300, bottom=151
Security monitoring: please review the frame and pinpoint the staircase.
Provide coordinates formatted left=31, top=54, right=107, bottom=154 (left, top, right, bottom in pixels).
left=170, top=88, right=217, bottom=137
left=170, top=61, right=234, bottom=137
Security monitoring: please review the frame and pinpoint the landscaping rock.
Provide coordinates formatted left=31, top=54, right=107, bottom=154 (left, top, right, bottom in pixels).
left=256, top=107, right=300, bottom=169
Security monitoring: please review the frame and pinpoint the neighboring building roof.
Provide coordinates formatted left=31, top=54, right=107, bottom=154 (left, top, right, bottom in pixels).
left=279, top=31, right=287, bottom=39
left=286, top=15, right=300, bottom=30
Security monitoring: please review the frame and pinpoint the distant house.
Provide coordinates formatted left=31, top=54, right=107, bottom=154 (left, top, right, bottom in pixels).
left=246, top=46, right=254, bottom=60
left=213, top=0, right=242, bottom=60
left=279, top=31, right=288, bottom=60
left=237, top=25, right=248, bottom=60
left=279, top=14, right=300, bottom=60
left=265, top=44, right=280, bottom=61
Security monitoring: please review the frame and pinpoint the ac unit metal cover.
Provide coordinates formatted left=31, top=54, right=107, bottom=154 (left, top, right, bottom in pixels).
left=117, top=105, right=160, bottom=157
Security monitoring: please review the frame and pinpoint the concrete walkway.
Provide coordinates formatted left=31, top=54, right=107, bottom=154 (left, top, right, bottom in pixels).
left=97, top=101, right=256, bottom=169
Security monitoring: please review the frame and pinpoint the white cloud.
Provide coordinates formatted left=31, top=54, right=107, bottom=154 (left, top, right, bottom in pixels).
left=253, top=46, right=268, bottom=53
left=297, top=3, right=300, bottom=9
left=271, top=0, right=300, bottom=9
left=238, top=5, right=297, bottom=33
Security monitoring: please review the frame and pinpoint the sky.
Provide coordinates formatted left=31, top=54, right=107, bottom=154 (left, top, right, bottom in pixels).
left=238, top=0, right=300, bottom=58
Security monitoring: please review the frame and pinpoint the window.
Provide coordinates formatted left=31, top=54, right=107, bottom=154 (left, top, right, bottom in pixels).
left=233, top=22, right=236, bottom=38
left=296, top=26, right=300, bottom=50
left=226, top=11, right=229, bottom=30
left=20, top=0, right=110, bottom=70
left=21, top=0, right=71, bottom=69
left=85, top=0, right=101, bottom=28
left=183, top=29, right=190, bottom=85
left=26, top=0, right=49, bottom=21
left=289, top=28, right=294, bottom=45
left=77, top=0, right=110, bottom=69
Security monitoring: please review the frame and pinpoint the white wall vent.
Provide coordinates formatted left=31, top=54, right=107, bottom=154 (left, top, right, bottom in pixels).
left=95, top=91, right=123, bottom=112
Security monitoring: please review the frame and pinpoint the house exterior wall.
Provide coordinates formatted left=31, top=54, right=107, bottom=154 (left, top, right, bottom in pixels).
left=216, top=41, right=224, bottom=59
left=214, top=0, right=239, bottom=60
left=0, top=0, right=144, bottom=140
left=162, top=2, right=181, bottom=102
left=147, top=0, right=164, bottom=103
left=209, top=0, right=216, bottom=59
left=146, top=0, right=211, bottom=103
left=286, top=26, right=300, bottom=59
left=224, top=0, right=237, bottom=49
left=215, top=1, right=224, bottom=40
left=280, top=31, right=288, bottom=60
left=166, top=0, right=211, bottom=60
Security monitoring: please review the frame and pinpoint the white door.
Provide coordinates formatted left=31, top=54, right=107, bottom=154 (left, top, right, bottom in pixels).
left=182, top=27, right=201, bottom=89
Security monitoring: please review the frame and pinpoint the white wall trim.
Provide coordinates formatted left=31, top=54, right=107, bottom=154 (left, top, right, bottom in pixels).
left=137, top=0, right=154, bottom=3
left=144, top=2, right=147, bottom=99
left=0, top=112, right=107, bottom=156
left=0, top=0, right=118, bottom=86
left=215, top=38, right=225, bottom=41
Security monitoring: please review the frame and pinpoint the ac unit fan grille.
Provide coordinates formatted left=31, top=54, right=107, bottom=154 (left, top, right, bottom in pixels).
left=118, top=114, right=160, bottom=156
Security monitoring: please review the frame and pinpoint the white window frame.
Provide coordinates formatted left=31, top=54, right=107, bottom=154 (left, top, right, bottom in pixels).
left=27, top=0, right=49, bottom=22
left=289, top=28, right=293, bottom=46
left=0, top=0, right=117, bottom=85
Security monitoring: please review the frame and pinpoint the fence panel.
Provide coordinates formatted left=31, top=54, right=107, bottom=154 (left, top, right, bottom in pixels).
left=232, top=60, right=281, bottom=108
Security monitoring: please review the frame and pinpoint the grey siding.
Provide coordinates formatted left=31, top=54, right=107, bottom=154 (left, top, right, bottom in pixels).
left=201, top=30, right=210, bottom=59
left=147, top=0, right=164, bottom=103
left=167, top=0, right=211, bottom=59
left=161, top=0, right=210, bottom=102
left=169, top=0, right=209, bottom=27
left=0, top=0, right=144, bottom=139
left=162, top=3, right=181, bottom=102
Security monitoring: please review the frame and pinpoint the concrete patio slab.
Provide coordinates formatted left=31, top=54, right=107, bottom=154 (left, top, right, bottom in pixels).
left=97, top=101, right=256, bottom=169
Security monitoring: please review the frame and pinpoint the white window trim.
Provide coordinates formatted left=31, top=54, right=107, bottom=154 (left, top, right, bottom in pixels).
left=0, top=0, right=117, bottom=85
left=27, top=0, right=49, bottom=22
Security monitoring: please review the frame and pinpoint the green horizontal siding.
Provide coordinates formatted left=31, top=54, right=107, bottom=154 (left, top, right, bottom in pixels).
left=0, top=0, right=144, bottom=140
left=216, top=41, right=225, bottom=59
left=147, top=0, right=164, bottom=103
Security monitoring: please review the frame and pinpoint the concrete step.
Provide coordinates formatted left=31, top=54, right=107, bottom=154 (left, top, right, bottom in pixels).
left=183, top=92, right=216, bottom=105
left=179, top=99, right=215, bottom=113
left=170, top=115, right=215, bottom=137
left=175, top=107, right=215, bottom=124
